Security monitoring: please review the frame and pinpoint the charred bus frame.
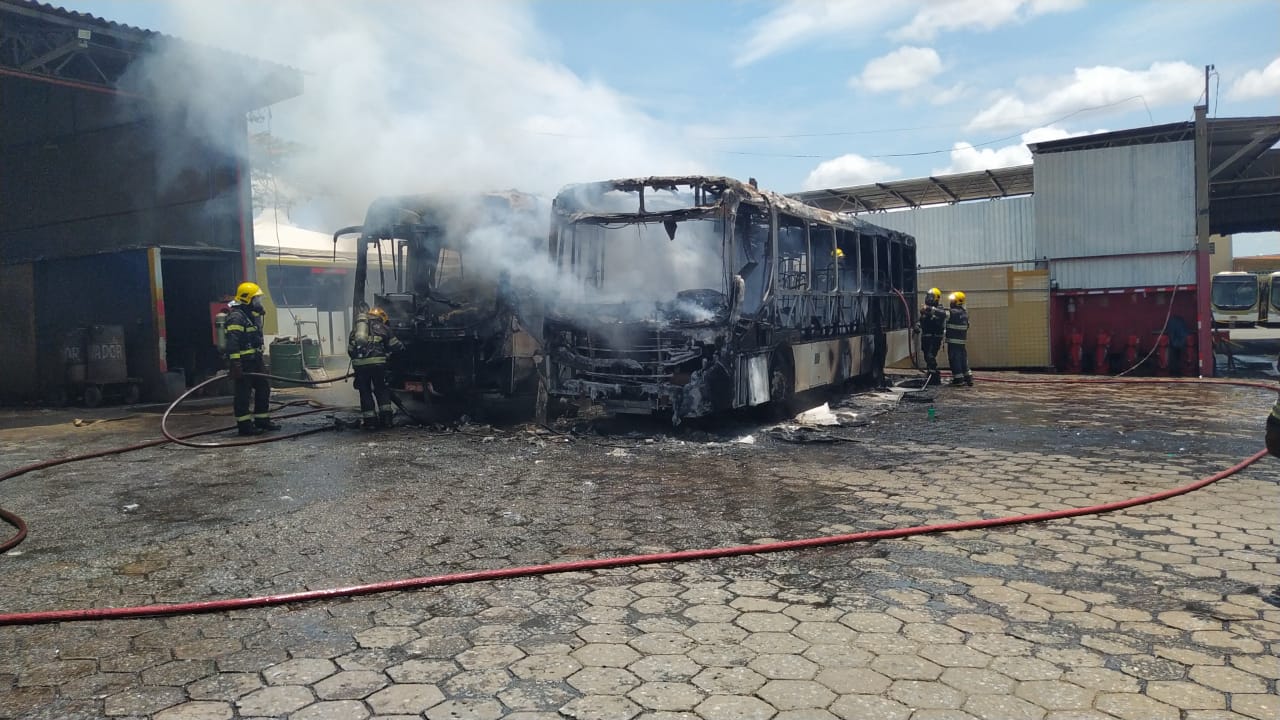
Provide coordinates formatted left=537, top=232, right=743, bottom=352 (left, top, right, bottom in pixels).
left=338, top=191, right=548, bottom=421
left=542, top=175, right=917, bottom=423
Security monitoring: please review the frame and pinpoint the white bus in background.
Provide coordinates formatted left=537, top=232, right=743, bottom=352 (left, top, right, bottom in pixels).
left=1210, top=271, right=1262, bottom=328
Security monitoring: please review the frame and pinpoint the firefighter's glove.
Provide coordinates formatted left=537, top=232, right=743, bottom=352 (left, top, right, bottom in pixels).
left=229, top=360, right=244, bottom=380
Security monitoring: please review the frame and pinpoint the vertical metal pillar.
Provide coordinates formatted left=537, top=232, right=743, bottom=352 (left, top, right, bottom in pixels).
left=146, top=247, right=168, bottom=374
left=1194, top=104, right=1213, bottom=377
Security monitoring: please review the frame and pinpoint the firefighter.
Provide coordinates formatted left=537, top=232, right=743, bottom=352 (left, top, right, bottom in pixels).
left=945, top=291, right=973, bottom=386
left=225, top=281, right=278, bottom=436
left=348, top=307, right=405, bottom=429
left=918, top=287, right=947, bottom=386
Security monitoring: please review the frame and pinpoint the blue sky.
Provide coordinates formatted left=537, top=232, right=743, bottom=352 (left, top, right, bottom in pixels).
left=61, top=0, right=1280, bottom=253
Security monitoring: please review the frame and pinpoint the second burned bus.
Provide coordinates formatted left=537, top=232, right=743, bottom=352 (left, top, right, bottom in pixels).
left=542, top=175, right=917, bottom=424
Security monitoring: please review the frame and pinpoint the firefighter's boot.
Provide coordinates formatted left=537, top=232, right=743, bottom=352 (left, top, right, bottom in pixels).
left=237, top=421, right=265, bottom=437
left=255, top=418, right=282, bottom=432
left=928, top=371, right=942, bottom=387
left=379, top=409, right=395, bottom=429
left=361, top=416, right=379, bottom=430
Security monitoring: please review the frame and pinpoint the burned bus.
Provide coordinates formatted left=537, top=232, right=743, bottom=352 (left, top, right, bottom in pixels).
left=336, top=191, right=549, bottom=422
left=542, top=175, right=917, bottom=424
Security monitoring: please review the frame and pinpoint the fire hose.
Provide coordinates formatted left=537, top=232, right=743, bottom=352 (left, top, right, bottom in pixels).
left=0, top=375, right=1275, bottom=626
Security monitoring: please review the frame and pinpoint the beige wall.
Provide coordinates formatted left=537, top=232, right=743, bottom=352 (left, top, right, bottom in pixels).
left=1210, top=234, right=1233, bottom=276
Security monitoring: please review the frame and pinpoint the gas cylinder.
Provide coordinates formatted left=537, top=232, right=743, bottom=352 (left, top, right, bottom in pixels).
left=1093, top=330, right=1112, bottom=375
left=1066, top=329, right=1084, bottom=374
left=214, top=311, right=228, bottom=353
left=1183, top=333, right=1198, bottom=377
left=352, top=312, right=370, bottom=343
left=1124, top=335, right=1140, bottom=369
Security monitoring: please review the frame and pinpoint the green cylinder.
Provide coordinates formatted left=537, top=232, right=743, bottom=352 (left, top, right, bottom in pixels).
left=301, top=337, right=322, bottom=369
left=268, top=341, right=305, bottom=387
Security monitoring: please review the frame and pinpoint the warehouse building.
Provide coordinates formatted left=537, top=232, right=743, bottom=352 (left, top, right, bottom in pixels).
left=0, top=0, right=302, bottom=403
left=793, top=114, right=1280, bottom=377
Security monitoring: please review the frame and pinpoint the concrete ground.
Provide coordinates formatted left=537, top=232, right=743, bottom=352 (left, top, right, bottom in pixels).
left=1, top=374, right=1278, bottom=720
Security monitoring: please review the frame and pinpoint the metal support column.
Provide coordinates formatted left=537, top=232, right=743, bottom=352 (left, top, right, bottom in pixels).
left=1194, top=104, right=1213, bottom=377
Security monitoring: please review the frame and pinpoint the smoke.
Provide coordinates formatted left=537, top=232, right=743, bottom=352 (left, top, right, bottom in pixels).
left=126, top=1, right=706, bottom=230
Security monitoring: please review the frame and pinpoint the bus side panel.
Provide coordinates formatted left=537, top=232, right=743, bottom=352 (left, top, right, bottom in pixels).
left=792, top=339, right=841, bottom=392
left=736, top=352, right=771, bottom=407
left=886, top=328, right=911, bottom=368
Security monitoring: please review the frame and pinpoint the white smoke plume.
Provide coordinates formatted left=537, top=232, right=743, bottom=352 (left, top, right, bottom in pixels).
left=126, top=1, right=706, bottom=230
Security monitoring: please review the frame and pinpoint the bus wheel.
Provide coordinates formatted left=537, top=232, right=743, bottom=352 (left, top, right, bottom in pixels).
left=768, top=350, right=794, bottom=420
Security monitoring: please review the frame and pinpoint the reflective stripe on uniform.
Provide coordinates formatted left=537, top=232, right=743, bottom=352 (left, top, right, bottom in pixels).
left=946, top=324, right=968, bottom=330
left=225, top=324, right=245, bottom=331
left=352, top=356, right=388, bottom=366
left=236, top=414, right=252, bottom=422
left=253, top=413, right=271, bottom=420
left=947, top=340, right=967, bottom=345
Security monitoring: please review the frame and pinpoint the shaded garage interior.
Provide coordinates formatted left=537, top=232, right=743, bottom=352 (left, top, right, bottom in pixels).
left=0, top=0, right=301, bottom=402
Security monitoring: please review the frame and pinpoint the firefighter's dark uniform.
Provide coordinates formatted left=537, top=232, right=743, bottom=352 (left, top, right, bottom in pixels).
left=919, top=301, right=947, bottom=385
left=945, top=305, right=973, bottom=386
left=225, top=302, right=274, bottom=435
left=349, top=316, right=405, bottom=428
left=1268, top=371, right=1280, bottom=458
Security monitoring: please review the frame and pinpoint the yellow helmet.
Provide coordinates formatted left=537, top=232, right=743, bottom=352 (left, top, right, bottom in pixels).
left=367, top=307, right=389, bottom=324
left=927, top=287, right=942, bottom=300
left=235, top=282, right=264, bottom=304
left=834, top=247, right=845, bottom=258
left=949, top=291, right=966, bottom=306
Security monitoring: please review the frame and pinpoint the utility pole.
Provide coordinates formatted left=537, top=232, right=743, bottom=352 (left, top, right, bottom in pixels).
left=1194, top=64, right=1213, bottom=377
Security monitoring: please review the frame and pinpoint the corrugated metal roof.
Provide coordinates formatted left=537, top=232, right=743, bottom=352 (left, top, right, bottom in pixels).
left=1, top=0, right=163, bottom=41
left=789, top=165, right=1033, bottom=213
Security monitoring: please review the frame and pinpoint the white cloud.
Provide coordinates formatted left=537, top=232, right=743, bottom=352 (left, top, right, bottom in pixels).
left=968, top=61, right=1202, bottom=131
left=855, top=46, right=943, bottom=92
left=735, top=1, right=912, bottom=67
left=893, top=0, right=1084, bottom=42
left=931, top=82, right=968, bottom=105
left=138, top=1, right=704, bottom=228
left=932, top=125, right=1106, bottom=174
left=1228, top=57, right=1280, bottom=101
left=802, top=154, right=901, bottom=190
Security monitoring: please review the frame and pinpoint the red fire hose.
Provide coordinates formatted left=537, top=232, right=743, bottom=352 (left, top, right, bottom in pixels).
left=0, top=375, right=1274, bottom=626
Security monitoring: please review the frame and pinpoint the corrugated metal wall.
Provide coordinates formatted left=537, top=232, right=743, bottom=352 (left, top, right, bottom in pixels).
left=864, top=196, right=1036, bottom=269
left=1035, top=141, right=1195, bottom=276
left=1050, top=253, right=1196, bottom=291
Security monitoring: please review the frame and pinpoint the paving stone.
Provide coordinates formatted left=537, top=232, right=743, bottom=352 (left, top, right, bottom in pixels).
left=568, top=667, right=641, bottom=695
left=1145, top=681, right=1226, bottom=710
left=425, top=698, right=505, bottom=720
left=889, top=679, right=964, bottom=709
left=235, top=686, right=314, bottom=716
left=694, top=695, right=776, bottom=720
left=627, top=654, right=699, bottom=682
left=186, top=673, right=263, bottom=701
left=1094, top=692, right=1178, bottom=720
left=558, top=695, right=641, bottom=720
left=511, top=653, right=581, bottom=681
left=314, top=670, right=388, bottom=700
left=990, top=656, right=1060, bottom=682
left=354, top=626, right=419, bottom=649
left=829, top=694, right=911, bottom=720
left=1230, top=653, right=1280, bottom=679
left=839, top=612, right=902, bottom=633
left=747, top=653, right=817, bottom=680
left=292, top=700, right=371, bottom=720
left=756, top=678, right=835, bottom=710
left=443, top=668, right=512, bottom=696
left=1014, top=680, right=1096, bottom=710
left=366, top=684, right=445, bottom=716
left=152, top=702, right=234, bottom=720
left=921, top=644, right=992, bottom=668
left=572, top=644, right=641, bottom=668
left=263, top=658, right=338, bottom=685
left=1188, top=664, right=1268, bottom=693
left=963, top=694, right=1046, bottom=720
left=1232, top=693, right=1280, bottom=720
left=627, top=681, right=704, bottom=711
left=940, top=667, right=1017, bottom=695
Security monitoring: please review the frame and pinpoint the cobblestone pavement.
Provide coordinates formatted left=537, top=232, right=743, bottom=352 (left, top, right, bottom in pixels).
left=1, top=376, right=1277, bottom=719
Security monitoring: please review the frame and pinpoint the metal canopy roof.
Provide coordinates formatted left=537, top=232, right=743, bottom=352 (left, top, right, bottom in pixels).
left=788, top=164, right=1034, bottom=214
left=1029, top=116, right=1280, bottom=235
left=0, top=0, right=302, bottom=110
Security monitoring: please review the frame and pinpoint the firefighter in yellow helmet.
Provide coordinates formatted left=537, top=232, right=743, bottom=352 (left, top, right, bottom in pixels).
left=348, top=306, right=405, bottom=429
left=945, top=291, right=973, bottom=386
left=224, top=281, right=278, bottom=435
left=918, top=287, right=947, bottom=386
